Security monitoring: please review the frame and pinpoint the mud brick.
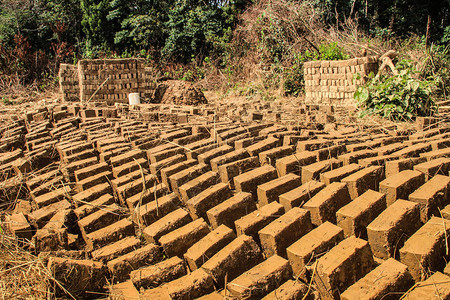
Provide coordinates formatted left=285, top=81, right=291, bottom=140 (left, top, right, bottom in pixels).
left=59, top=142, right=92, bottom=159
left=186, top=183, right=232, bottom=221
left=74, top=162, right=109, bottom=182
left=34, top=186, right=71, bottom=209
left=179, top=171, right=220, bottom=203
left=72, top=183, right=112, bottom=208
left=187, top=143, right=226, bottom=160
left=169, top=163, right=210, bottom=198
left=74, top=194, right=114, bottom=219
left=341, top=165, right=385, bottom=199
left=184, top=225, right=235, bottom=270
left=112, top=158, right=148, bottom=178
left=197, top=144, right=233, bottom=166
left=108, top=244, right=163, bottom=282
left=283, top=135, right=309, bottom=146
left=173, top=133, right=209, bottom=146
left=130, top=256, right=187, bottom=289
left=150, top=154, right=186, bottom=177
left=26, top=169, right=60, bottom=191
left=385, top=157, right=427, bottom=177
left=402, top=272, right=450, bottom=299
left=259, top=146, right=294, bottom=166
left=96, top=136, right=125, bottom=151
left=320, top=163, right=363, bottom=185
left=314, top=236, right=374, bottom=299
left=392, top=142, right=432, bottom=158
left=341, top=258, right=414, bottom=300
left=380, top=170, right=425, bottom=206
left=235, top=201, right=284, bottom=242
left=161, top=129, right=190, bottom=141
left=227, top=255, right=291, bottom=299
left=219, top=156, right=260, bottom=189
left=92, top=236, right=141, bottom=262
left=109, top=149, right=145, bottom=168
left=297, top=139, right=334, bottom=151
left=312, top=144, right=347, bottom=161
left=338, top=149, right=378, bottom=165
left=275, top=152, right=317, bottom=177
left=142, top=208, right=192, bottom=243
left=442, top=204, right=450, bottom=219
left=148, top=147, right=185, bottom=165
left=160, top=218, right=210, bottom=258
left=367, top=199, right=421, bottom=259
left=301, top=158, right=342, bottom=184
left=30, top=176, right=65, bottom=199
left=209, top=149, right=250, bottom=172
left=48, top=257, right=107, bottom=299
left=63, top=149, right=96, bottom=164
left=134, top=193, right=180, bottom=226
left=6, top=213, right=32, bottom=240
left=100, top=147, right=130, bottom=163
left=303, top=182, right=351, bottom=226
left=420, top=147, right=450, bottom=161
left=75, top=171, right=112, bottom=192
left=262, top=280, right=312, bottom=300
left=78, top=204, right=122, bottom=240
left=206, top=192, right=256, bottom=230
left=184, top=138, right=215, bottom=153
left=246, top=137, right=280, bottom=156
left=257, top=174, right=301, bottom=207
left=85, top=218, right=134, bottom=250
left=110, top=169, right=142, bottom=190
left=279, top=180, right=325, bottom=211
left=201, top=234, right=263, bottom=288
left=400, top=217, right=450, bottom=281
left=286, top=221, right=343, bottom=279
left=259, top=207, right=313, bottom=258
left=116, top=174, right=157, bottom=204
left=414, top=157, right=450, bottom=180
left=234, top=165, right=278, bottom=198
left=62, top=156, right=98, bottom=180
left=358, top=154, right=397, bottom=167
left=126, top=182, right=169, bottom=212
left=336, top=189, right=386, bottom=239
left=109, top=280, right=140, bottom=300
left=235, top=136, right=266, bottom=149
left=28, top=200, right=71, bottom=229
left=161, top=159, right=197, bottom=189
left=161, top=269, right=215, bottom=299
left=376, top=142, right=407, bottom=156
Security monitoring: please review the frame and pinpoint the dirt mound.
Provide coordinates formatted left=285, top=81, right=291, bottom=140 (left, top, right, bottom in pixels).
left=153, top=80, right=208, bottom=105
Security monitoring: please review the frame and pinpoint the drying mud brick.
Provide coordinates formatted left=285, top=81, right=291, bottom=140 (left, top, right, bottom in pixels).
left=341, top=258, right=415, bottom=300
left=258, top=207, right=313, bottom=258
left=74, top=193, right=114, bottom=219
left=116, top=174, right=157, bottom=204
left=367, top=199, right=420, bottom=259
left=126, top=182, right=169, bottom=212
left=78, top=204, right=122, bottom=240
left=246, top=137, right=280, bottom=156
left=48, top=257, right=107, bottom=299
left=275, top=152, right=317, bottom=177
left=150, top=154, right=186, bottom=177
left=85, top=218, right=134, bottom=250
left=201, top=234, right=263, bottom=288
left=142, top=208, right=192, bottom=243
left=303, top=182, right=351, bottom=225
left=301, top=158, right=342, bottom=184
left=379, top=170, right=425, bottom=206
left=184, top=225, right=236, bottom=270
left=234, top=165, right=278, bottom=198
left=286, top=222, right=344, bottom=279
left=198, top=144, right=233, bottom=165
left=161, top=269, right=215, bottom=299
left=75, top=162, right=110, bottom=182
left=314, top=236, right=374, bottom=300
left=320, top=163, right=363, bottom=185
left=235, top=201, right=284, bottom=242
left=107, top=243, right=163, bottom=282
left=6, top=213, right=32, bottom=240
left=341, top=165, right=384, bottom=199
left=420, top=147, right=450, bottom=161
left=278, top=180, right=325, bottom=211
left=400, top=217, right=450, bottom=282
left=186, top=183, right=232, bottom=221
left=402, top=271, right=450, bottom=299
left=134, top=193, right=179, bottom=226
left=206, top=192, right=256, bottom=230
left=256, top=173, right=301, bottom=207
left=409, top=175, right=450, bottom=222
left=227, top=255, right=291, bottom=299
left=385, top=157, right=427, bottom=178
left=110, top=149, right=146, bottom=168
left=391, top=142, right=432, bottom=158
left=28, top=200, right=71, bottom=229
left=75, top=170, right=112, bottom=193
left=72, top=183, right=112, bottom=207
left=148, top=147, right=184, bottom=165
left=336, top=189, right=387, bottom=239
left=414, top=157, right=450, bottom=180
left=159, top=218, right=210, bottom=258
left=112, top=157, right=148, bottom=178
left=179, top=171, right=220, bottom=203
left=109, top=280, right=140, bottom=300
left=160, top=159, right=197, bottom=189
left=91, top=236, right=141, bottom=262
left=218, top=156, right=260, bottom=189
left=338, top=149, right=377, bottom=165
left=130, top=256, right=187, bottom=289
left=259, top=146, right=294, bottom=166
left=169, top=163, right=210, bottom=198
left=297, top=139, right=334, bottom=152
left=210, top=149, right=250, bottom=172
left=262, top=280, right=313, bottom=300
left=33, top=186, right=71, bottom=209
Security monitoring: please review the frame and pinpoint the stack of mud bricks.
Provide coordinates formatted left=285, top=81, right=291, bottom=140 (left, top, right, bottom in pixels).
left=304, top=56, right=379, bottom=106
left=58, top=64, right=79, bottom=102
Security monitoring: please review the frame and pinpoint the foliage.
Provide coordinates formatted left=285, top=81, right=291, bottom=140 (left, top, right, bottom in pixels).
left=355, top=60, right=437, bottom=121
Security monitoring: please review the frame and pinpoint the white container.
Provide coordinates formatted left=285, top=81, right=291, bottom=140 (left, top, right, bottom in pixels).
left=128, top=93, right=140, bottom=105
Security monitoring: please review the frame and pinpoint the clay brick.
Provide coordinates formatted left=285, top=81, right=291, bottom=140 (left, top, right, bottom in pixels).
left=73, top=194, right=114, bottom=220
left=134, top=193, right=180, bottom=226
left=218, top=156, right=260, bottom=189
left=338, top=149, right=378, bottom=165
left=210, top=149, right=250, bottom=172
left=341, top=165, right=385, bottom=199
left=6, top=213, right=32, bottom=240
left=262, top=280, right=312, bottom=300
left=63, top=149, right=96, bottom=164
left=376, top=142, right=407, bottom=155
left=257, top=173, right=300, bottom=206
left=159, top=218, right=211, bottom=258
left=75, top=162, right=110, bottom=182
left=112, top=158, right=148, bottom=178
left=150, top=153, right=186, bottom=177
left=160, top=159, right=197, bottom=188
left=148, top=146, right=185, bottom=164
left=259, top=146, right=294, bottom=166
left=303, top=182, right=351, bottom=225
left=110, top=149, right=146, bottom=168
left=130, top=256, right=187, bottom=289
left=320, top=163, right=363, bottom=185
left=85, top=218, right=134, bottom=250
left=28, top=200, right=71, bottom=229
left=234, top=165, right=278, bottom=198
left=142, top=208, right=192, bottom=243
left=385, top=157, right=427, bottom=177
left=259, top=207, right=313, bottom=258
left=108, top=280, right=140, bottom=300
left=367, top=199, right=421, bottom=259
left=186, top=183, right=232, bottom=221
left=409, top=175, right=450, bottom=222
left=341, top=258, right=414, bottom=300
left=420, top=147, right=450, bottom=161
left=246, top=137, right=280, bottom=156
left=34, top=187, right=71, bottom=209
left=358, top=154, right=398, bottom=167
left=187, top=143, right=225, bottom=160
left=198, top=144, right=233, bottom=165
left=184, top=225, right=236, bottom=270
left=169, top=163, right=210, bottom=198
left=235, top=136, right=265, bottom=149
left=227, top=255, right=291, bottom=299
left=92, top=236, right=141, bottom=262
left=392, top=142, right=432, bottom=158
left=301, top=158, right=342, bottom=184
left=179, top=171, right=220, bottom=203
left=162, top=269, right=215, bottom=299
left=116, top=174, right=157, bottom=204
left=206, top=192, right=256, bottom=230
left=72, top=183, right=112, bottom=208
left=275, top=152, right=317, bottom=177
left=336, top=189, right=386, bottom=238
left=287, top=222, right=344, bottom=278
left=78, top=204, right=122, bottom=239
left=402, top=272, right=450, bottom=299
left=75, top=171, right=112, bottom=192
left=125, top=182, right=168, bottom=212
left=414, top=157, right=450, bottom=181
left=279, top=180, right=325, bottom=211
left=314, top=236, right=374, bottom=299
left=201, top=235, right=263, bottom=288
left=380, top=170, right=425, bottom=206
left=297, top=139, right=334, bottom=151
left=400, top=217, right=450, bottom=281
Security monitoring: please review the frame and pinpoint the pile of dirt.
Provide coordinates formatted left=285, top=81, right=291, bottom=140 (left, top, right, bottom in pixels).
left=153, top=80, right=208, bottom=105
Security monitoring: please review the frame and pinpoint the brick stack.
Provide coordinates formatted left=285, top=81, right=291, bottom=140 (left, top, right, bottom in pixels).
left=304, top=56, right=379, bottom=106
left=59, top=64, right=79, bottom=102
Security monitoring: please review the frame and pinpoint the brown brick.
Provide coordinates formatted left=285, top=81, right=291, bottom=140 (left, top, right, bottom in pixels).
left=379, top=170, right=425, bottom=206
left=257, top=173, right=301, bottom=207
left=341, top=165, right=385, bottom=199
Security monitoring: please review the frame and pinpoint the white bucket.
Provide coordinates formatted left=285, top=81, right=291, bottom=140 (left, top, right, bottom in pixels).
left=128, top=93, right=140, bottom=105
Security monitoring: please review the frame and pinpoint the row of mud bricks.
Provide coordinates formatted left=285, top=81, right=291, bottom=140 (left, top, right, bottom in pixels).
left=2, top=104, right=450, bottom=299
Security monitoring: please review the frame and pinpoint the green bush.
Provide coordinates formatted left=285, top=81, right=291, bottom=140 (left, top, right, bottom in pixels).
left=354, top=60, right=437, bottom=121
